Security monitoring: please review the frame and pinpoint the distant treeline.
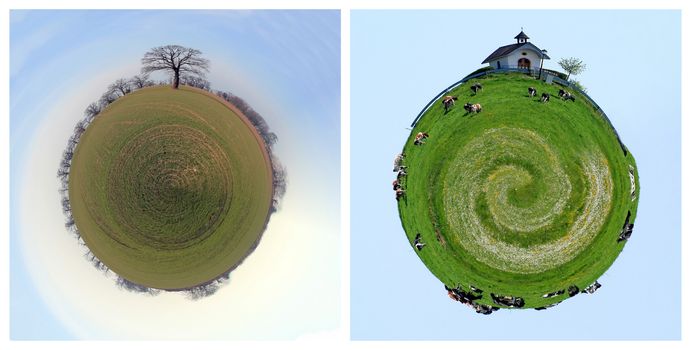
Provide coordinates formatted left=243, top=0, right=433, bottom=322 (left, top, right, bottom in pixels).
left=214, top=90, right=287, bottom=212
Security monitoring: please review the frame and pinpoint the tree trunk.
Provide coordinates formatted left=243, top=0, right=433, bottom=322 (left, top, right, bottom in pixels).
left=173, top=70, right=180, bottom=89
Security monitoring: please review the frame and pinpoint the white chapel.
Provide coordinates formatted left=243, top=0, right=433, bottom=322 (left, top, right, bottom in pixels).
left=481, top=30, right=550, bottom=71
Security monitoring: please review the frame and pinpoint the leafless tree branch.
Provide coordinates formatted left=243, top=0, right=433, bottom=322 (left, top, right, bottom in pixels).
left=141, top=45, right=209, bottom=89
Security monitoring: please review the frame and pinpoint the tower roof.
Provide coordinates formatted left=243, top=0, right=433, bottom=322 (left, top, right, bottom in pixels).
left=481, top=42, right=550, bottom=64
left=514, top=30, right=530, bottom=40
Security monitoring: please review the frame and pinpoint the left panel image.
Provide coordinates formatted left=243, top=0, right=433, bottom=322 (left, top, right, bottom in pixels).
left=10, top=10, right=340, bottom=340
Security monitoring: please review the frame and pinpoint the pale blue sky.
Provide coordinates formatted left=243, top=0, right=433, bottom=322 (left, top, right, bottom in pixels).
left=351, top=10, right=680, bottom=340
left=10, top=10, right=340, bottom=340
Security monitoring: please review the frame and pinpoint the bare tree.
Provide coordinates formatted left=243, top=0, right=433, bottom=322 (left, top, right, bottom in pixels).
left=184, top=282, right=221, bottom=300
left=57, top=167, right=69, bottom=180
left=84, top=102, right=101, bottom=120
left=61, top=197, right=71, bottom=213
left=62, top=149, right=73, bottom=162
left=215, top=90, right=277, bottom=149
left=99, top=91, right=118, bottom=108
left=108, top=78, right=132, bottom=96
left=59, top=157, right=71, bottom=171
left=64, top=215, right=76, bottom=232
left=74, top=120, right=87, bottom=136
left=180, top=75, right=211, bottom=90
left=271, top=159, right=287, bottom=212
left=67, top=134, right=79, bottom=148
left=141, top=45, right=209, bottom=89
left=129, top=74, right=152, bottom=89
left=265, top=132, right=278, bottom=147
left=116, top=277, right=160, bottom=296
left=214, top=88, right=287, bottom=213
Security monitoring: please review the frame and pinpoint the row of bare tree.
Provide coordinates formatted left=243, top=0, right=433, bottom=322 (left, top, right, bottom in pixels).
left=56, top=45, right=285, bottom=299
left=57, top=72, right=174, bottom=296
left=213, top=90, right=287, bottom=212
left=214, top=91, right=278, bottom=147
left=183, top=271, right=231, bottom=300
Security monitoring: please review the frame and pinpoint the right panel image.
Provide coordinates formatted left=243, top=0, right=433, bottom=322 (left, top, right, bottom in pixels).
left=351, top=10, right=680, bottom=340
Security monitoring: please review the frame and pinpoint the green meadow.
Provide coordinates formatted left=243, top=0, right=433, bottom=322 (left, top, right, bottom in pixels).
left=398, top=73, right=639, bottom=309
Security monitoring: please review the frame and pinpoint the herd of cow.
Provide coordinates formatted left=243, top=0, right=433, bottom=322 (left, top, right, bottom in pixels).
left=442, top=81, right=578, bottom=116
left=442, top=279, right=604, bottom=315
left=393, top=153, right=408, bottom=201
left=445, top=284, right=499, bottom=315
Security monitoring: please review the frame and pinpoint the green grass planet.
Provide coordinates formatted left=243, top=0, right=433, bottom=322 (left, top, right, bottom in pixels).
left=397, top=73, right=639, bottom=310
left=69, top=86, right=273, bottom=290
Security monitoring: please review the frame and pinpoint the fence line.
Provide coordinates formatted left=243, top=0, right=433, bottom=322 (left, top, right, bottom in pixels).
left=550, top=76, right=628, bottom=156
left=409, top=69, right=629, bottom=156
left=409, top=68, right=535, bottom=128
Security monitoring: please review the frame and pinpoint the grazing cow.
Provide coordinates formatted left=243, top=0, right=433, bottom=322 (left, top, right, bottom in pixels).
left=582, top=281, right=602, bottom=294
left=559, top=90, right=576, bottom=102
left=446, top=286, right=469, bottom=304
left=541, top=93, right=550, bottom=102
left=618, top=211, right=634, bottom=242
left=470, top=83, right=483, bottom=95
left=456, top=285, right=482, bottom=301
left=542, top=289, right=565, bottom=298
left=535, top=301, right=561, bottom=310
left=491, top=293, right=525, bottom=308
left=393, top=153, right=405, bottom=172
left=414, top=132, right=429, bottom=145
left=474, top=304, right=498, bottom=315
left=514, top=297, right=525, bottom=308
left=628, top=165, right=637, bottom=200
left=619, top=224, right=634, bottom=241
left=395, top=188, right=406, bottom=201
left=467, top=292, right=482, bottom=301
left=447, top=285, right=480, bottom=303
left=445, top=285, right=462, bottom=302
left=442, top=96, right=458, bottom=113
left=470, top=285, right=484, bottom=294
left=397, top=167, right=408, bottom=179
left=414, top=233, right=425, bottom=251
left=567, top=285, right=580, bottom=297
left=447, top=289, right=461, bottom=302
left=445, top=285, right=497, bottom=315
left=528, top=87, right=537, bottom=97
left=392, top=179, right=401, bottom=191
left=464, top=103, right=482, bottom=114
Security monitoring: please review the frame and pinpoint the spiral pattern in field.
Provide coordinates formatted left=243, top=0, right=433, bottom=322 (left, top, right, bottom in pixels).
left=67, top=86, right=274, bottom=290
left=443, top=127, right=613, bottom=273
left=107, top=124, right=232, bottom=250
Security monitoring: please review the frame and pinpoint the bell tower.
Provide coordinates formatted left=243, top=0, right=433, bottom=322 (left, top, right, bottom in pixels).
left=515, top=28, right=529, bottom=44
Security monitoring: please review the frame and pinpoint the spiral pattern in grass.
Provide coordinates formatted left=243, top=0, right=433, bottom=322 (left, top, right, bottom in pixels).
left=443, top=127, right=612, bottom=274
left=398, top=73, right=639, bottom=310
left=69, top=86, right=273, bottom=290
left=106, top=124, right=232, bottom=251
